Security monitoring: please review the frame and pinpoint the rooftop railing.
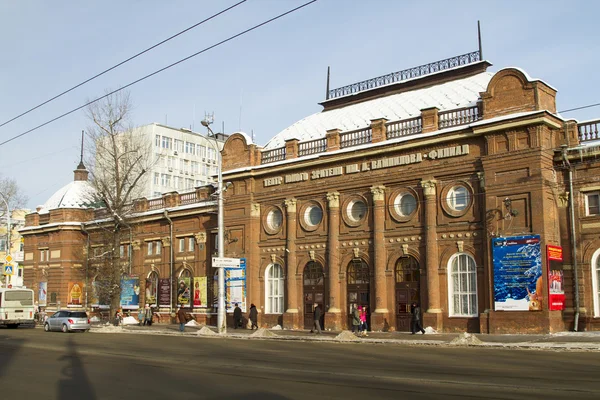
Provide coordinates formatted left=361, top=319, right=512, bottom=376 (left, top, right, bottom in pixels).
left=439, top=105, right=481, bottom=129
left=579, top=119, right=600, bottom=142
left=340, top=127, right=372, bottom=148
left=261, top=147, right=286, bottom=164
left=299, top=138, right=327, bottom=157
left=386, top=117, right=422, bottom=139
left=327, top=51, right=482, bottom=100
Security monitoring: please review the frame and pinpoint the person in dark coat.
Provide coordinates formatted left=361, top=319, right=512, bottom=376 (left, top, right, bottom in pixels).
left=233, top=303, right=243, bottom=329
left=411, top=301, right=425, bottom=334
left=177, top=304, right=188, bottom=332
left=312, top=304, right=322, bottom=334
left=249, top=303, right=258, bottom=330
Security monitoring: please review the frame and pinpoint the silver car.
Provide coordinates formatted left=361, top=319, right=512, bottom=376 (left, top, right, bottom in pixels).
left=44, top=310, right=91, bottom=333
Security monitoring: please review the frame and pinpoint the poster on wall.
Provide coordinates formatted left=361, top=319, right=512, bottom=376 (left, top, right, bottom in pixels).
left=38, top=282, right=47, bottom=306
left=547, top=245, right=565, bottom=311
left=145, top=277, right=158, bottom=306
left=120, top=277, right=140, bottom=309
left=492, top=235, right=543, bottom=311
left=91, top=280, right=110, bottom=309
left=225, top=258, right=246, bottom=313
left=158, top=278, right=171, bottom=307
left=193, top=276, right=207, bottom=308
left=67, top=282, right=83, bottom=307
left=177, top=277, right=191, bottom=307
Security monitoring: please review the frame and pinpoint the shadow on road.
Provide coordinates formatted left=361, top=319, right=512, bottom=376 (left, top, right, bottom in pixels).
left=0, top=332, right=26, bottom=378
left=57, top=336, right=97, bottom=400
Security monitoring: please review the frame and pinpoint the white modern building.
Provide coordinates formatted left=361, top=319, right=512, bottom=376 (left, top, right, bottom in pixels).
left=135, top=123, right=227, bottom=198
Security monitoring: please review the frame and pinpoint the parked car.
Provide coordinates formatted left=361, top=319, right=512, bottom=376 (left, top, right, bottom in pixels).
left=44, top=310, right=90, bottom=333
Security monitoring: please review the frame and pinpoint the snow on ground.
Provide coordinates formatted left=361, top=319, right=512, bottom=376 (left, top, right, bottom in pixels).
left=122, top=316, right=139, bottom=325
left=271, top=325, right=282, bottom=330
left=450, top=332, right=483, bottom=346
left=185, top=320, right=200, bottom=326
left=251, top=328, right=277, bottom=338
left=334, top=330, right=360, bottom=342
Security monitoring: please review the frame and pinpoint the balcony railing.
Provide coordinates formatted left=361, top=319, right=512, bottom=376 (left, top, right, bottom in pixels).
left=439, top=105, right=481, bottom=129
left=340, top=127, right=372, bottom=148
left=327, top=51, right=482, bottom=100
left=261, top=147, right=286, bottom=164
left=148, top=198, right=164, bottom=210
left=386, top=117, right=422, bottom=139
left=579, top=119, right=600, bottom=142
left=180, top=192, right=197, bottom=205
left=299, top=138, right=327, bottom=157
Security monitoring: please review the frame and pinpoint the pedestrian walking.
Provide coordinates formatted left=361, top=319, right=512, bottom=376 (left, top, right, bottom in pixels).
left=312, top=304, right=322, bottom=334
left=249, top=303, right=258, bottom=330
left=411, top=301, right=425, bottom=334
left=233, top=303, right=243, bottom=329
left=114, top=309, right=123, bottom=327
left=177, top=304, right=187, bottom=332
left=359, top=306, right=368, bottom=336
left=138, top=308, right=145, bottom=326
left=144, top=304, right=154, bottom=326
left=351, top=305, right=361, bottom=334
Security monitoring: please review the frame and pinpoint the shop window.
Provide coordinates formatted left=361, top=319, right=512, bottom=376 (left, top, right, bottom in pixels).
left=265, top=264, right=284, bottom=314
left=585, top=192, right=600, bottom=216
left=591, top=249, right=600, bottom=317
left=447, top=185, right=471, bottom=212
left=448, top=253, right=478, bottom=317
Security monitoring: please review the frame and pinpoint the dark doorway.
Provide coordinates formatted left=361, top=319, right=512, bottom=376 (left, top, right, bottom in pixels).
left=347, top=258, right=370, bottom=329
left=303, top=261, right=326, bottom=330
left=395, top=256, right=421, bottom=332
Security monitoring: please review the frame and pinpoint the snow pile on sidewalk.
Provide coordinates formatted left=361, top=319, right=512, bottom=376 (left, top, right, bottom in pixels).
left=90, top=316, right=101, bottom=323
left=186, top=320, right=200, bottom=326
left=424, top=326, right=437, bottom=334
left=335, top=330, right=361, bottom=342
left=450, top=332, right=482, bottom=346
left=122, top=316, right=139, bottom=326
left=271, top=325, right=282, bottom=330
left=197, top=326, right=218, bottom=336
left=93, top=325, right=124, bottom=333
left=251, top=328, right=277, bottom=338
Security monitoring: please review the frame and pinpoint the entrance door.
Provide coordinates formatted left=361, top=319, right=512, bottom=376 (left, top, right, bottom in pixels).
left=395, top=256, right=421, bottom=331
left=303, top=261, right=325, bottom=329
left=347, top=259, right=370, bottom=329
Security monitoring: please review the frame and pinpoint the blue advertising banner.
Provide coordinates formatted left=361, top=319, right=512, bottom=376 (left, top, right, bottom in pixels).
left=225, top=258, right=246, bottom=313
left=120, top=277, right=140, bottom=309
left=492, top=235, right=543, bottom=311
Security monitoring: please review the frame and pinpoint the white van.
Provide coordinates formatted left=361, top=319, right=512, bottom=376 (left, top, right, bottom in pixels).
left=0, top=287, right=35, bottom=328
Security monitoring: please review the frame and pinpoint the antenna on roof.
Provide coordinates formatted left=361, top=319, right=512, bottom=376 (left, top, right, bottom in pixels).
left=477, top=20, right=483, bottom=59
left=326, top=66, right=331, bottom=100
left=80, top=130, right=84, bottom=163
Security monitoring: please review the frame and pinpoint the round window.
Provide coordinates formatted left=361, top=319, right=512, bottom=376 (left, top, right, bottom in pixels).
left=304, top=205, right=323, bottom=227
left=394, top=193, right=417, bottom=216
left=347, top=199, right=367, bottom=222
left=266, top=208, right=283, bottom=231
left=447, top=185, right=471, bottom=211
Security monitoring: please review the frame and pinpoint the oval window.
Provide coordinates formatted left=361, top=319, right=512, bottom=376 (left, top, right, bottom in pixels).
left=266, top=208, right=283, bottom=231
left=347, top=199, right=367, bottom=222
left=447, top=186, right=470, bottom=211
left=394, top=193, right=417, bottom=216
left=304, top=205, right=323, bottom=227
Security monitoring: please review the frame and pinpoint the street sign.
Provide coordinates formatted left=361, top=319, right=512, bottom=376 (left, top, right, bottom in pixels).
left=4, top=254, right=13, bottom=264
left=3, top=264, right=14, bottom=276
left=212, top=257, right=241, bottom=268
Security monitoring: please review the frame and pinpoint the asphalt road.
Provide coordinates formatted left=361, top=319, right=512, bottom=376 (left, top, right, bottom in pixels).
left=1, top=326, right=599, bottom=400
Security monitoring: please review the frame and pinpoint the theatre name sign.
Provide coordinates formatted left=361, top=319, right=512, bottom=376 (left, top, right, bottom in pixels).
left=264, top=144, right=470, bottom=187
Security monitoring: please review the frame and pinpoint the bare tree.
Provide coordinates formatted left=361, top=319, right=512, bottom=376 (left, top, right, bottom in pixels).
left=0, top=174, right=28, bottom=220
left=84, top=90, right=151, bottom=316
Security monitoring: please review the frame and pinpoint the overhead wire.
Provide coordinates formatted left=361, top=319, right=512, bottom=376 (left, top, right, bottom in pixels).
left=0, top=0, right=317, bottom=148
left=0, top=0, right=248, bottom=129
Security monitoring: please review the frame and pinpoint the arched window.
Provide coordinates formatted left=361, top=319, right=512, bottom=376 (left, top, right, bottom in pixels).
left=304, top=261, right=324, bottom=286
left=592, top=249, right=600, bottom=317
left=146, top=271, right=159, bottom=306
left=395, top=256, right=420, bottom=283
left=448, top=253, right=478, bottom=317
left=265, top=264, right=284, bottom=314
left=347, top=259, right=369, bottom=284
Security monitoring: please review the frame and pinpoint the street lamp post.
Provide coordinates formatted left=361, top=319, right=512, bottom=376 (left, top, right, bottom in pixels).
left=201, top=119, right=226, bottom=334
left=0, top=193, right=11, bottom=287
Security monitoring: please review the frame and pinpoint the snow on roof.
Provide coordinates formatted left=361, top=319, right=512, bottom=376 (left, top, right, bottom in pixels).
left=263, top=71, right=494, bottom=150
left=38, top=180, right=97, bottom=214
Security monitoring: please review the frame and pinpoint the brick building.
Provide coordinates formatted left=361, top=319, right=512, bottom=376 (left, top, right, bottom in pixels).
left=21, top=49, right=600, bottom=333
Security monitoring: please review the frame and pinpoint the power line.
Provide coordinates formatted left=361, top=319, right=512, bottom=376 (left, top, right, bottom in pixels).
left=0, top=0, right=248, bottom=129
left=0, top=0, right=317, bottom=148
left=558, top=103, right=600, bottom=114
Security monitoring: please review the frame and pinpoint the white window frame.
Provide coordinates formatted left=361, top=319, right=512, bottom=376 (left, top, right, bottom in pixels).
left=591, top=249, right=600, bottom=317
left=155, top=241, right=162, bottom=255
left=147, top=242, right=153, bottom=256
left=179, top=238, right=185, bottom=253
left=265, top=263, right=284, bottom=314
left=585, top=191, right=600, bottom=216
left=448, top=253, right=478, bottom=317
left=155, top=134, right=160, bottom=147
left=188, top=237, right=195, bottom=252
left=447, top=185, right=470, bottom=212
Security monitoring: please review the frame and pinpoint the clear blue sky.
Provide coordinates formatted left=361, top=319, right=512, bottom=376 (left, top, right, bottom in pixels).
left=1, top=0, right=599, bottom=209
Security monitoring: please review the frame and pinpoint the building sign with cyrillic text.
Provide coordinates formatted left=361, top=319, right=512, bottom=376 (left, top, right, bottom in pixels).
left=263, top=144, right=469, bottom=187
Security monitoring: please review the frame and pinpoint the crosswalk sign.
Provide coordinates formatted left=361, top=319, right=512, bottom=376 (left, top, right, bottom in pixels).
left=3, top=264, right=13, bottom=276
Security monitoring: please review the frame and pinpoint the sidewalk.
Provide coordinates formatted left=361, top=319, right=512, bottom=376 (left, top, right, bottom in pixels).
left=91, top=323, right=600, bottom=351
